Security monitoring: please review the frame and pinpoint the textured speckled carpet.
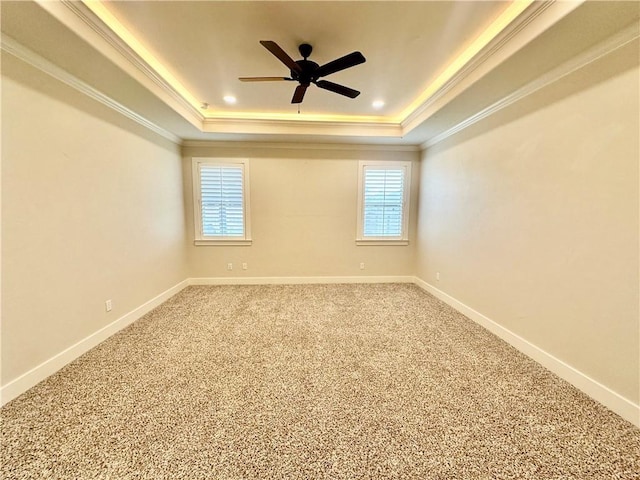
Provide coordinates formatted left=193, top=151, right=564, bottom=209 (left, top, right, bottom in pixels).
left=1, top=284, right=639, bottom=479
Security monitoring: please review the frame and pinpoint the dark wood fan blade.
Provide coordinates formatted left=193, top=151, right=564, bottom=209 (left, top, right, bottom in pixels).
left=291, top=84, right=308, bottom=103
left=315, top=80, right=360, bottom=98
left=260, top=41, right=302, bottom=73
left=314, top=51, right=366, bottom=78
left=239, top=77, right=291, bottom=82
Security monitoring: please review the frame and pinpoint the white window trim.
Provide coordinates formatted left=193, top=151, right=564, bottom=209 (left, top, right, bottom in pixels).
left=192, top=157, right=252, bottom=246
left=356, top=160, right=411, bottom=246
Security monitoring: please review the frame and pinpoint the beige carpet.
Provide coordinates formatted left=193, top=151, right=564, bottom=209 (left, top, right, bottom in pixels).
left=1, top=284, right=638, bottom=479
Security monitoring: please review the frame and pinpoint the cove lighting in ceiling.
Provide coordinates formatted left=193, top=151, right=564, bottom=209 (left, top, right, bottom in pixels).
left=397, top=0, right=533, bottom=121
left=81, top=0, right=201, bottom=110
left=81, top=0, right=534, bottom=124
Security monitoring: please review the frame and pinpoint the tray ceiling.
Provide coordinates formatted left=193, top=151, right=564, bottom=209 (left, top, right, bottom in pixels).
left=2, top=1, right=638, bottom=145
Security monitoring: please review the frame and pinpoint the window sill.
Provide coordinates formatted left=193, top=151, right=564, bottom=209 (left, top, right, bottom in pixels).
left=356, top=239, right=409, bottom=246
left=194, top=239, right=252, bottom=246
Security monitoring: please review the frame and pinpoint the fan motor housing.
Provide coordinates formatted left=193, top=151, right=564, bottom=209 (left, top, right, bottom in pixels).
left=291, top=60, right=319, bottom=85
left=242, top=40, right=364, bottom=103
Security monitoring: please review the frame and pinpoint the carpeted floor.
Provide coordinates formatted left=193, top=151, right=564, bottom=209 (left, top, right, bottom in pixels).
left=1, top=284, right=638, bottom=479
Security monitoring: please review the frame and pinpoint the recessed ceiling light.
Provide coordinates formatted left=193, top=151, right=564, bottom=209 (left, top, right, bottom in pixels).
left=200, top=102, right=209, bottom=110
left=223, top=95, right=237, bottom=105
left=372, top=100, right=385, bottom=109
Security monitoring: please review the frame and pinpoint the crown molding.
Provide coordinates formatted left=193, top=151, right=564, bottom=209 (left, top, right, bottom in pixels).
left=39, top=0, right=405, bottom=139
left=401, top=1, right=553, bottom=133
left=33, top=0, right=203, bottom=130
left=420, top=22, right=640, bottom=150
left=17, top=0, right=617, bottom=146
left=202, top=117, right=402, bottom=138
left=52, top=0, right=577, bottom=139
left=1, top=34, right=182, bottom=145
left=181, top=140, right=421, bottom=152
left=0, top=32, right=407, bottom=147
left=402, top=1, right=584, bottom=135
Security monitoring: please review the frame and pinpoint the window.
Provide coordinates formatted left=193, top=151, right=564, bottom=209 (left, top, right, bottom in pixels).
left=192, top=158, right=251, bottom=245
left=356, top=160, right=411, bottom=245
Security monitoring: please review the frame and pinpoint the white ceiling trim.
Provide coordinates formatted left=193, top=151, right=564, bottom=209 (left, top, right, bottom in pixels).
left=1, top=33, right=181, bottom=145
left=420, top=22, right=640, bottom=150
left=201, top=118, right=402, bottom=138
left=54, top=0, right=570, bottom=139
left=20, top=0, right=595, bottom=145
left=181, top=140, right=420, bottom=153
left=34, top=0, right=203, bottom=130
left=400, top=0, right=559, bottom=134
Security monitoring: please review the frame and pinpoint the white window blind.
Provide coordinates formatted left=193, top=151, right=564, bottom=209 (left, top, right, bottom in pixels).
left=363, top=168, right=405, bottom=237
left=192, top=158, right=251, bottom=245
left=357, top=161, right=411, bottom=244
left=200, top=165, right=244, bottom=237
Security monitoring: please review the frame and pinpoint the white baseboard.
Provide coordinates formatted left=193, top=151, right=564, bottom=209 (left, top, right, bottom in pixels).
left=189, top=275, right=415, bottom=285
left=0, top=279, right=189, bottom=406
left=412, top=276, right=640, bottom=427
left=5, top=275, right=637, bottom=428
left=0, top=276, right=410, bottom=404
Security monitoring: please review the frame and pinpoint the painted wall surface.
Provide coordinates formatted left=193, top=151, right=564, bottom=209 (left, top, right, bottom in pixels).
left=182, top=145, right=420, bottom=278
left=416, top=42, right=639, bottom=403
left=1, top=55, right=188, bottom=385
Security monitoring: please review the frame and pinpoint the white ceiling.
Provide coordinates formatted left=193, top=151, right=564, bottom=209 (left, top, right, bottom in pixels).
left=104, top=1, right=506, bottom=118
left=1, top=1, right=639, bottom=146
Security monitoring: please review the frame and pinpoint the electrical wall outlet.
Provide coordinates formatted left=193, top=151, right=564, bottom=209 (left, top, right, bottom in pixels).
left=227, top=263, right=233, bottom=271
left=242, top=263, right=248, bottom=270
left=436, top=272, right=440, bottom=281
left=105, top=299, right=112, bottom=312
left=359, top=262, right=365, bottom=270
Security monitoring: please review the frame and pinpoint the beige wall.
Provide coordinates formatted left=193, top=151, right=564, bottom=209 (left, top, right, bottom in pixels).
left=3, top=24, right=637, bottom=420
left=182, top=145, right=420, bottom=278
left=1, top=55, right=188, bottom=384
left=416, top=42, right=639, bottom=403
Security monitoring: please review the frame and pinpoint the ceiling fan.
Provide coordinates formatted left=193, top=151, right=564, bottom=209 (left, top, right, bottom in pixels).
left=239, top=41, right=366, bottom=104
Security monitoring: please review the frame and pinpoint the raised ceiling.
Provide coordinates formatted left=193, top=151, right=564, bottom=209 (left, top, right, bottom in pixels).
left=102, top=0, right=508, bottom=120
left=1, top=1, right=639, bottom=145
